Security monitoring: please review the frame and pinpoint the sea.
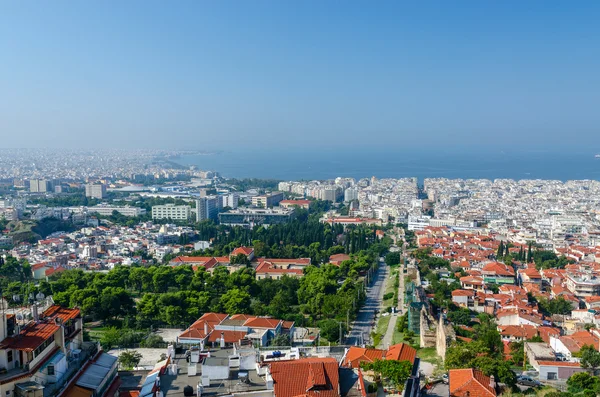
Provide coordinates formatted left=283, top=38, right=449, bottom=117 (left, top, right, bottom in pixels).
left=176, top=148, right=600, bottom=182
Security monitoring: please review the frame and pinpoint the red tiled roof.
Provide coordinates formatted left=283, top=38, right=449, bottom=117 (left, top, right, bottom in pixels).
left=45, top=266, right=66, bottom=277
left=343, top=347, right=385, bottom=368
left=170, top=256, right=213, bottom=263
left=255, top=261, right=304, bottom=275
left=0, top=322, right=60, bottom=351
left=207, top=330, right=247, bottom=343
left=452, top=289, right=475, bottom=297
left=244, top=317, right=281, bottom=329
left=537, top=361, right=582, bottom=367
left=281, top=320, right=295, bottom=330
left=329, top=254, right=351, bottom=263
left=386, top=343, right=417, bottom=364
left=270, top=358, right=340, bottom=397
left=259, top=258, right=311, bottom=265
left=498, top=325, right=537, bottom=340
left=482, top=262, right=515, bottom=277
left=280, top=200, right=311, bottom=205
left=43, top=305, right=80, bottom=322
left=449, top=368, right=496, bottom=397
left=179, top=313, right=228, bottom=340
left=231, top=246, right=254, bottom=256
left=31, top=263, right=48, bottom=271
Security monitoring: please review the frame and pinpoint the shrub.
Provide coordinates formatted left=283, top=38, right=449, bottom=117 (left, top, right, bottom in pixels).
left=141, top=333, right=165, bottom=348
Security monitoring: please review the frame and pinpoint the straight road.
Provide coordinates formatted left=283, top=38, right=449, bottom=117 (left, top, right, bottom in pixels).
left=346, top=261, right=388, bottom=346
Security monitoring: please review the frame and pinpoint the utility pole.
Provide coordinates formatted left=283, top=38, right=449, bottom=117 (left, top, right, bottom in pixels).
left=347, top=310, right=350, bottom=330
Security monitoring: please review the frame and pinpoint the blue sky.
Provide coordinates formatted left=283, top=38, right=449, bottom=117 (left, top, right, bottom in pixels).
left=1, top=1, right=599, bottom=150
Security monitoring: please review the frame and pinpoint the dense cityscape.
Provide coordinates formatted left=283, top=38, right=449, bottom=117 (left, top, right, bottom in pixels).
left=3, top=1, right=600, bottom=396
left=0, top=149, right=598, bottom=397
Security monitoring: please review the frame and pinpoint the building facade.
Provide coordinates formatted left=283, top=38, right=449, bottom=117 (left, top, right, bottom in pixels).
left=252, top=192, right=284, bottom=208
left=85, top=183, right=107, bottom=199
left=152, top=204, right=192, bottom=220
left=196, top=197, right=219, bottom=222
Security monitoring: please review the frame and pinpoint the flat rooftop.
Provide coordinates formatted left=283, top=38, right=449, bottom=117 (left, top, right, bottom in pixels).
left=162, top=349, right=267, bottom=396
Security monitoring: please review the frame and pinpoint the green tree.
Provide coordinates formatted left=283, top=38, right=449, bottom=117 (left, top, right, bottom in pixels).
left=118, top=350, right=143, bottom=370
left=141, top=334, right=165, bottom=348
left=579, top=344, right=600, bottom=373
left=318, top=319, right=345, bottom=343
left=100, top=327, right=122, bottom=350
left=538, top=296, right=572, bottom=316
left=361, top=359, right=413, bottom=390
left=447, top=308, right=472, bottom=325
left=385, top=252, right=401, bottom=266
left=219, top=288, right=252, bottom=314
left=270, top=334, right=291, bottom=346
left=567, top=372, right=600, bottom=394
left=497, top=241, right=504, bottom=259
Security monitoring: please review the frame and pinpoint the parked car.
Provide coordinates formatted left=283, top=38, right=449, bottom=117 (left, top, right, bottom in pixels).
left=517, top=376, right=541, bottom=387
left=442, top=374, right=449, bottom=384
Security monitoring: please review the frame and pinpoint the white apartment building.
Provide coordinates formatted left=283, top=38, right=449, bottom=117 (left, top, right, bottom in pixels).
left=29, top=179, right=51, bottom=193
left=152, top=204, right=192, bottom=220
left=85, top=205, right=146, bottom=217
left=85, top=183, right=107, bottom=199
left=221, top=193, right=239, bottom=209
left=344, top=188, right=359, bottom=202
left=565, top=274, right=600, bottom=298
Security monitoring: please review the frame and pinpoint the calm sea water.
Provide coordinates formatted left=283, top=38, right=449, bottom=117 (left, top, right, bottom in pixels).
left=177, top=148, right=600, bottom=182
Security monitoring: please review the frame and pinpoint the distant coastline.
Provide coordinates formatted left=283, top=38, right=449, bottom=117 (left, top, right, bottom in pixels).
left=175, top=149, right=600, bottom=182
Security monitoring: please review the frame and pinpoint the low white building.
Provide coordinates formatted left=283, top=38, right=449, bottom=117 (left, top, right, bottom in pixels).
left=151, top=204, right=192, bottom=220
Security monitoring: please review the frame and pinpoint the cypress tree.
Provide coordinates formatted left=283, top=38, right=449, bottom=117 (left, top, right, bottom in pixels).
left=497, top=241, right=504, bottom=259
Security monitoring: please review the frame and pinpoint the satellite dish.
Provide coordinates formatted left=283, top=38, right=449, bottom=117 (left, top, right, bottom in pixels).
left=54, top=317, right=63, bottom=325
left=36, top=292, right=45, bottom=301
left=16, top=313, right=24, bottom=321
left=12, top=295, right=20, bottom=302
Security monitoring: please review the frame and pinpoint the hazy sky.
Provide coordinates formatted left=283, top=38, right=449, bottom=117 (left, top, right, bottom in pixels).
left=1, top=1, right=599, bottom=150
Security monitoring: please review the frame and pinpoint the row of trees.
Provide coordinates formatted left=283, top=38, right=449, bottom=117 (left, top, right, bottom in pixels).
left=38, top=257, right=373, bottom=342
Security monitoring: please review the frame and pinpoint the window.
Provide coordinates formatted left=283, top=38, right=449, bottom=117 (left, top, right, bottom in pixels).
left=47, top=365, right=55, bottom=376
left=547, top=372, right=557, bottom=380
left=7, top=351, right=12, bottom=363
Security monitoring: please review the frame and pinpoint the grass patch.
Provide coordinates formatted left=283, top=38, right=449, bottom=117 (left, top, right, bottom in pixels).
left=383, top=270, right=398, bottom=307
left=392, top=327, right=406, bottom=345
left=417, top=347, right=444, bottom=374
left=372, top=315, right=391, bottom=348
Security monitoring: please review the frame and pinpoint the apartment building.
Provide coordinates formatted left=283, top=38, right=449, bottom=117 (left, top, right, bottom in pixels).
left=29, top=179, right=50, bottom=193
left=0, top=303, right=118, bottom=397
left=85, top=205, right=146, bottom=217
left=196, top=197, right=219, bottom=222
left=219, top=207, right=295, bottom=228
left=151, top=204, right=192, bottom=220
left=252, top=192, right=284, bottom=208
left=565, top=274, right=600, bottom=297
left=220, top=193, right=239, bottom=209
left=85, top=183, right=107, bottom=199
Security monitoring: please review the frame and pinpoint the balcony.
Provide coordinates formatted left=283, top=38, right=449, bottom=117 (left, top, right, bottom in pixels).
left=29, top=342, right=99, bottom=397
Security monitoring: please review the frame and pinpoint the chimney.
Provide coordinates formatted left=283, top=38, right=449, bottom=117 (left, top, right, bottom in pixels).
left=489, top=375, right=496, bottom=390
left=204, top=321, right=208, bottom=336
left=32, top=304, right=39, bottom=322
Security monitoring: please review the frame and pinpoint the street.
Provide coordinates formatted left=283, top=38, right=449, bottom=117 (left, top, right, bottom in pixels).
left=346, top=261, right=388, bottom=346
